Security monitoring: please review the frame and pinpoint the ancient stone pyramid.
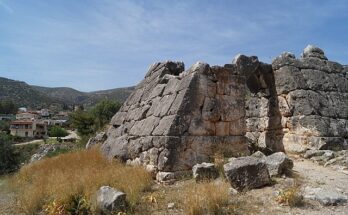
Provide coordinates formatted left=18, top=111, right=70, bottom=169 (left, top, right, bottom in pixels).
left=101, top=45, right=348, bottom=173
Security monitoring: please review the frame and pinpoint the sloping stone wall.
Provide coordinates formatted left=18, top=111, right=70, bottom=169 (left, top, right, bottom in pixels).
left=101, top=45, right=347, bottom=172
left=102, top=60, right=253, bottom=172
left=272, top=46, right=348, bottom=152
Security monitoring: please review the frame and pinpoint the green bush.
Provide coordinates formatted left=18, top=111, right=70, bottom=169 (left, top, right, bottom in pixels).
left=0, top=120, right=10, bottom=132
left=49, top=126, right=69, bottom=137
left=70, top=100, right=121, bottom=137
left=0, top=134, right=19, bottom=174
left=0, top=100, right=17, bottom=114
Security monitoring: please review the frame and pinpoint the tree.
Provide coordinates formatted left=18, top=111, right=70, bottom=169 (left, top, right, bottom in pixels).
left=69, top=110, right=95, bottom=136
left=69, top=100, right=121, bottom=137
left=0, top=121, right=10, bottom=132
left=48, top=125, right=69, bottom=137
left=91, top=100, right=121, bottom=130
left=0, top=100, right=17, bottom=114
left=0, top=134, right=19, bottom=174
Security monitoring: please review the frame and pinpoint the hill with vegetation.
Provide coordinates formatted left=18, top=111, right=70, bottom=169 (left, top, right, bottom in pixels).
left=32, top=85, right=134, bottom=107
left=0, top=77, right=57, bottom=109
left=0, top=77, right=134, bottom=109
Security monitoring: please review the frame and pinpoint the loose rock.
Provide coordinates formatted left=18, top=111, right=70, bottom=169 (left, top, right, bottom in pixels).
left=224, top=156, right=271, bottom=191
left=265, top=152, right=294, bottom=177
left=96, top=186, right=127, bottom=213
left=192, top=162, right=219, bottom=182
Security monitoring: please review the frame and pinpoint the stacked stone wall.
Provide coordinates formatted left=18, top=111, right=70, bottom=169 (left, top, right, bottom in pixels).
left=272, top=46, right=348, bottom=152
left=102, top=60, right=252, bottom=172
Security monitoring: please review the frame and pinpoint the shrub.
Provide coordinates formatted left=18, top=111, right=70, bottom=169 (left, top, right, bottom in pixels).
left=276, top=186, right=303, bottom=207
left=0, top=134, right=19, bottom=174
left=11, top=149, right=152, bottom=214
left=48, top=125, right=68, bottom=137
left=183, top=181, right=230, bottom=215
left=70, top=100, right=121, bottom=137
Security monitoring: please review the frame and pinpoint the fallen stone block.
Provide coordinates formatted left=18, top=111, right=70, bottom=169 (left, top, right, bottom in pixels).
left=265, top=152, right=294, bottom=177
left=224, top=156, right=271, bottom=191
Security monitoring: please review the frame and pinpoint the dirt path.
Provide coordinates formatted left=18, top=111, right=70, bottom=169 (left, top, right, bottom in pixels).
left=0, top=177, right=19, bottom=215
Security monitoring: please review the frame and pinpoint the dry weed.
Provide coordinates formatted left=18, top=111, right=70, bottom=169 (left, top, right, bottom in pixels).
left=183, top=181, right=230, bottom=215
left=10, top=148, right=152, bottom=214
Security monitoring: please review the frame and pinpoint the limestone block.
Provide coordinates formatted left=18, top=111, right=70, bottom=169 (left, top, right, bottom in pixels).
left=188, top=118, right=215, bottom=136
left=301, top=69, right=336, bottom=91
left=152, top=115, right=176, bottom=136
left=216, top=95, right=245, bottom=121
left=149, top=84, right=166, bottom=99
left=215, top=121, right=229, bottom=136
left=202, top=97, right=220, bottom=122
left=277, top=96, right=292, bottom=117
left=274, top=66, right=307, bottom=94
left=229, top=118, right=246, bottom=136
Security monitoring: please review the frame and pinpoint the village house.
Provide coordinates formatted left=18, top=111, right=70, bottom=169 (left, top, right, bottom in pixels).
left=16, top=112, right=39, bottom=120
left=10, top=120, right=48, bottom=138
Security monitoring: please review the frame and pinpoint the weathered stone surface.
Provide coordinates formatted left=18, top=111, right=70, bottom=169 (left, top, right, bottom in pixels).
left=86, top=132, right=106, bottom=149
left=224, top=156, right=271, bottom=191
left=102, top=45, right=347, bottom=173
left=301, top=45, right=327, bottom=60
left=96, top=186, right=127, bottom=213
left=304, top=186, right=348, bottom=205
left=192, top=162, right=219, bottom=182
left=264, top=152, right=293, bottom=176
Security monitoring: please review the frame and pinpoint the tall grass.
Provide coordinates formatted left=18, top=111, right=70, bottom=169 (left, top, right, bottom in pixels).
left=183, top=181, right=230, bottom=215
left=11, top=148, right=152, bottom=214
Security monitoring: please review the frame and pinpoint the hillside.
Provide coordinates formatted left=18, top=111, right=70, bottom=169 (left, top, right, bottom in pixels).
left=0, top=77, right=134, bottom=109
left=0, top=77, right=57, bottom=108
left=32, top=85, right=135, bottom=107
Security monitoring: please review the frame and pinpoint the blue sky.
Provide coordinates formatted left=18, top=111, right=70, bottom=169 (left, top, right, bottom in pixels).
left=0, top=0, right=347, bottom=91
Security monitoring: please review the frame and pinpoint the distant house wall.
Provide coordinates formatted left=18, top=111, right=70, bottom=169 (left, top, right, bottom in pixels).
left=10, top=120, right=48, bottom=138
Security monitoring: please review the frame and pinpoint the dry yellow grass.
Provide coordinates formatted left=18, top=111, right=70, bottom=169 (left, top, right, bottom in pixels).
left=10, top=148, right=152, bottom=214
left=183, top=181, right=230, bottom=215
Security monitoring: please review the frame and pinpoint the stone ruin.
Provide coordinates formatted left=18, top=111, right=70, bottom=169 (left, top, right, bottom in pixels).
left=101, top=45, right=348, bottom=174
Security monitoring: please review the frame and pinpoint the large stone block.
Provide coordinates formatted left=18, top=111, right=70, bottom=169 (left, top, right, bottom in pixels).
left=224, top=156, right=271, bottom=191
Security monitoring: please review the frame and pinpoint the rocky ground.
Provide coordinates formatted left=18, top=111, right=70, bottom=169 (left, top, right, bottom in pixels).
left=131, top=155, right=347, bottom=215
left=1, top=155, right=347, bottom=215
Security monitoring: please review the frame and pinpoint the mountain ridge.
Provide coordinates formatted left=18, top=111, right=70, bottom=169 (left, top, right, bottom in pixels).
left=0, top=77, right=134, bottom=109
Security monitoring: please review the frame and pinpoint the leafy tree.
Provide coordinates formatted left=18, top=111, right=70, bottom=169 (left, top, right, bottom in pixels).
left=0, top=120, right=10, bottom=132
left=0, top=134, right=19, bottom=174
left=0, top=100, right=17, bottom=114
left=69, top=100, right=121, bottom=137
left=69, top=110, right=95, bottom=136
left=91, top=100, right=121, bottom=130
left=49, top=125, right=69, bottom=137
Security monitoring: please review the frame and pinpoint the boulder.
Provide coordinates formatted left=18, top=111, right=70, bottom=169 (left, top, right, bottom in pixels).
left=304, top=186, right=348, bottom=206
left=301, top=45, right=327, bottom=60
left=265, top=152, right=293, bottom=177
left=96, top=186, right=127, bottom=213
left=156, top=171, right=175, bottom=184
left=223, top=156, right=271, bottom=191
left=192, top=162, right=219, bottom=182
left=251, top=151, right=266, bottom=159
